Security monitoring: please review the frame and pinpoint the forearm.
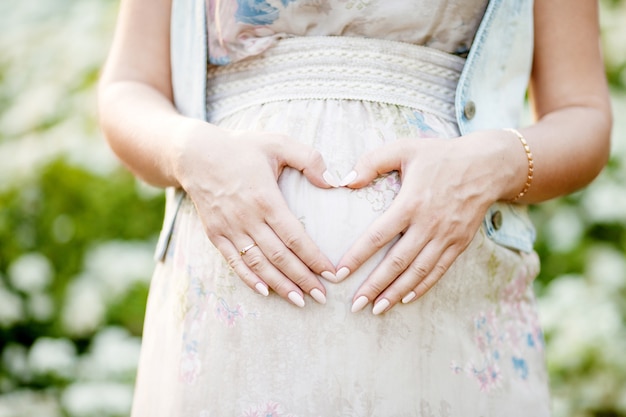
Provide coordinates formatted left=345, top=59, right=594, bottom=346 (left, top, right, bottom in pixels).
left=462, top=102, right=610, bottom=206
left=514, top=105, right=611, bottom=204
left=97, top=0, right=195, bottom=187
left=98, top=80, right=219, bottom=188
left=504, top=0, right=613, bottom=204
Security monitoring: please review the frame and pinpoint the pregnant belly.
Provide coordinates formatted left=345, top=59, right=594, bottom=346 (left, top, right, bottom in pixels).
left=278, top=167, right=400, bottom=265
left=213, top=99, right=458, bottom=292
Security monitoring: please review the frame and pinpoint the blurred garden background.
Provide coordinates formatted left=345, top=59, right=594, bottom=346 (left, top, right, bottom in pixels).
left=0, top=0, right=625, bottom=416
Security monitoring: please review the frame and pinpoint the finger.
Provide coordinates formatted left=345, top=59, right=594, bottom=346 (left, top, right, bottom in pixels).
left=346, top=228, right=427, bottom=312
left=236, top=241, right=309, bottom=308
left=250, top=223, right=327, bottom=304
left=335, top=200, right=409, bottom=283
left=215, top=234, right=311, bottom=308
left=351, top=238, right=443, bottom=314
left=402, top=247, right=461, bottom=304
left=369, top=242, right=451, bottom=315
left=263, top=198, right=337, bottom=281
left=277, top=138, right=337, bottom=189
left=340, top=140, right=408, bottom=188
left=212, top=235, right=270, bottom=297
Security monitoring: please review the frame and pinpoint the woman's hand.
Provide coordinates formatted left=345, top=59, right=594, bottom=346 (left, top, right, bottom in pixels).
left=336, top=131, right=527, bottom=315
left=174, top=121, right=338, bottom=307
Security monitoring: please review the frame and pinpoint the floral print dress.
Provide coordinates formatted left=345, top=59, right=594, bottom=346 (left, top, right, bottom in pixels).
left=130, top=1, right=552, bottom=416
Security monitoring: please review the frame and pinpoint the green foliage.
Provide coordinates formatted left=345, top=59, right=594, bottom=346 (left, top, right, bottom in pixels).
left=0, top=159, right=163, bottom=416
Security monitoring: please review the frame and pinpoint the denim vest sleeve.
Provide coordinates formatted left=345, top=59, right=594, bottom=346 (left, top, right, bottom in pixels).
left=154, top=0, right=208, bottom=262
left=456, top=0, right=537, bottom=254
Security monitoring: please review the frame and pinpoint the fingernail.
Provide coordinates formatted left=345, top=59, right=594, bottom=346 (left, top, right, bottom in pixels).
left=351, top=295, right=369, bottom=313
left=321, top=271, right=337, bottom=282
left=288, top=291, right=305, bottom=307
left=372, top=298, right=390, bottom=315
left=322, top=170, right=340, bottom=188
left=310, top=288, right=327, bottom=305
left=255, top=282, right=269, bottom=296
left=402, top=291, right=416, bottom=304
left=335, top=267, right=351, bottom=281
left=339, top=170, right=357, bottom=186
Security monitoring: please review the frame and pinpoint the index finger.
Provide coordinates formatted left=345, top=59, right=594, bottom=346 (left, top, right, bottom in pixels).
left=263, top=195, right=338, bottom=282
left=334, top=200, right=409, bottom=281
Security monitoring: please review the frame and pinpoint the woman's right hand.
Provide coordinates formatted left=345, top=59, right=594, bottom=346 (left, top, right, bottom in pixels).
left=173, top=120, right=337, bottom=307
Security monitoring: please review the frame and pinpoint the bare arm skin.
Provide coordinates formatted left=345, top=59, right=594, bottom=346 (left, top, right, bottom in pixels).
left=338, top=0, right=612, bottom=314
left=98, top=0, right=338, bottom=307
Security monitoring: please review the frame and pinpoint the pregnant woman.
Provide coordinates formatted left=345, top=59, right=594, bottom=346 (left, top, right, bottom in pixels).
left=98, top=0, right=611, bottom=415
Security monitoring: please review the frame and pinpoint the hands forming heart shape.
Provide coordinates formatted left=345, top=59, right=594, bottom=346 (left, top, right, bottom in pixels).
left=176, top=127, right=516, bottom=315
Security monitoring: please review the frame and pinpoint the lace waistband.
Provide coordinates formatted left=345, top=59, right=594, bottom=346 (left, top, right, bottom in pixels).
left=205, top=36, right=465, bottom=123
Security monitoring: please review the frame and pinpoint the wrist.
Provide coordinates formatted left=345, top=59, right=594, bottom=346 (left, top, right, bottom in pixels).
left=462, top=129, right=531, bottom=203
left=169, top=118, right=227, bottom=190
left=503, top=128, right=534, bottom=202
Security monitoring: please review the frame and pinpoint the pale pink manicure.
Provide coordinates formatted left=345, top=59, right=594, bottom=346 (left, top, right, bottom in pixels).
left=322, top=170, right=340, bottom=188
left=402, top=291, right=416, bottom=304
left=321, top=271, right=337, bottom=282
left=310, top=288, right=327, bottom=305
left=288, top=291, right=305, bottom=307
left=372, top=299, right=390, bottom=315
left=351, top=295, right=369, bottom=313
left=255, top=282, right=269, bottom=296
left=339, top=170, right=357, bottom=186
left=335, top=267, right=351, bottom=281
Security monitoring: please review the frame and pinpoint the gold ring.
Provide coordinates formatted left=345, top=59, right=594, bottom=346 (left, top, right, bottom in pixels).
left=239, top=243, right=257, bottom=256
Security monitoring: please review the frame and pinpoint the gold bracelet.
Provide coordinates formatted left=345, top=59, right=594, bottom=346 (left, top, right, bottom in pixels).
left=504, top=128, right=534, bottom=203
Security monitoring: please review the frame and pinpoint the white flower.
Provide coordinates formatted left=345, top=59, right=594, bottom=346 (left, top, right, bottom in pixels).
left=49, top=116, right=120, bottom=176
left=77, top=327, right=141, bottom=381
left=0, top=284, right=24, bottom=327
left=539, top=275, right=623, bottom=370
left=27, top=293, right=55, bottom=322
left=586, top=245, right=626, bottom=291
left=0, top=82, right=64, bottom=137
left=61, top=382, right=133, bottom=417
left=2, top=343, right=29, bottom=379
left=61, top=240, right=154, bottom=336
left=581, top=178, right=626, bottom=223
left=0, top=0, right=120, bottom=189
left=8, top=252, right=53, bottom=294
left=0, top=389, right=62, bottom=417
left=61, top=275, right=106, bottom=337
left=544, top=206, right=584, bottom=252
left=83, top=241, right=155, bottom=300
left=550, top=395, right=572, bottom=417
left=28, top=337, right=77, bottom=379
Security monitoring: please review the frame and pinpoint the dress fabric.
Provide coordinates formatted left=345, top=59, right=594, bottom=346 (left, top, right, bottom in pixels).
left=131, top=1, right=552, bottom=416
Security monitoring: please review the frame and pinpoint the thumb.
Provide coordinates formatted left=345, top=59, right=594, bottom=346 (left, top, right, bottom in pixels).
left=340, top=142, right=405, bottom=188
left=280, top=140, right=335, bottom=189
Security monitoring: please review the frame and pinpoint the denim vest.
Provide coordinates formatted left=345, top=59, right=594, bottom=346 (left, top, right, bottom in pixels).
left=155, top=0, right=536, bottom=261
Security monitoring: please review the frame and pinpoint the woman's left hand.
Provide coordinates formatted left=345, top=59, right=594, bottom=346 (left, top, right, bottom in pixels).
left=336, top=131, right=525, bottom=315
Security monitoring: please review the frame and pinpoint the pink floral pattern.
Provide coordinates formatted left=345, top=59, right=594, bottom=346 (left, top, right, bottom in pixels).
left=240, top=401, right=284, bottom=417
left=215, top=299, right=245, bottom=327
left=354, top=172, right=402, bottom=212
left=450, top=252, right=544, bottom=392
left=178, top=270, right=260, bottom=384
left=240, top=401, right=321, bottom=417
